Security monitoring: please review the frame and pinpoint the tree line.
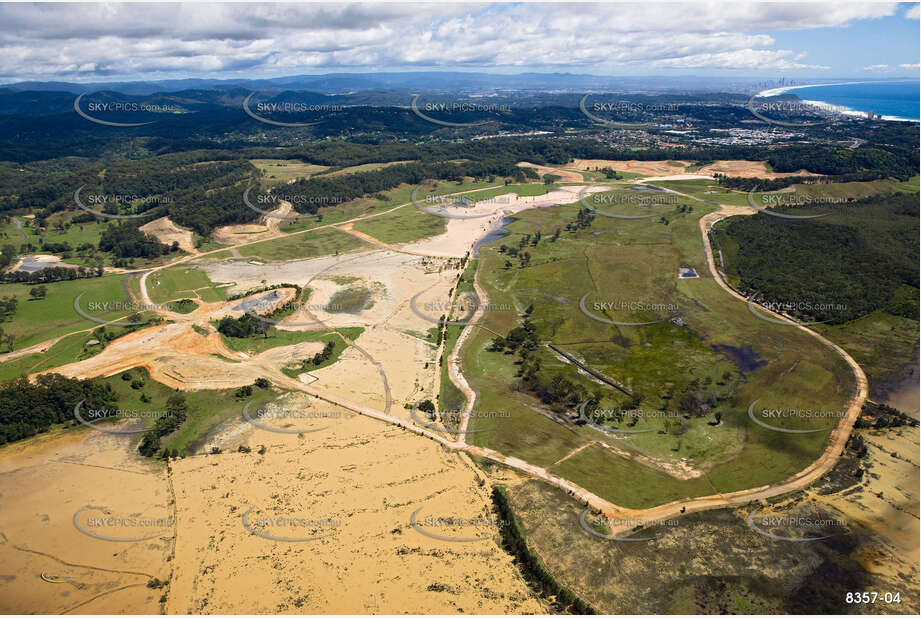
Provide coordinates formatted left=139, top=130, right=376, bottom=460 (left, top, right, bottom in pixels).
left=718, top=193, right=919, bottom=324
left=0, top=374, right=118, bottom=445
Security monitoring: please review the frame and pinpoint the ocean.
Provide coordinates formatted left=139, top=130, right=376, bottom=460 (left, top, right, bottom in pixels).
left=766, top=80, right=920, bottom=122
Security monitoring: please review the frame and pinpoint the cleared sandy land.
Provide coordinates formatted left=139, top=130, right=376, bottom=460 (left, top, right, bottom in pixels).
left=697, top=160, right=817, bottom=178
left=310, top=327, right=435, bottom=422
left=202, top=249, right=459, bottom=331
left=0, top=402, right=544, bottom=614
left=401, top=185, right=607, bottom=258
left=0, top=427, right=171, bottom=614
left=140, top=217, right=197, bottom=254
left=7, top=253, right=73, bottom=273
left=204, top=249, right=460, bottom=417
left=38, top=322, right=323, bottom=391
left=570, top=158, right=819, bottom=179
left=212, top=201, right=295, bottom=246
left=751, top=425, right=920, bottom=611
left=167, top=400, right=544, bottom=614
left=515, top=161, right=583, bottom=183
left=814, top=427, right=920, bottom=586
left=570, top=159, right=692, bottom=176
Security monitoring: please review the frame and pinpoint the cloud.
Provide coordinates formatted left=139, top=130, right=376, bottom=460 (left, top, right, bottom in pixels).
left=862, top=64, right=891, bottom=70
left=0, top=2, right=903, bottom=81
left=899, top=63, right=920, bottom=68
left=653, top=49, right=830, bottom=71
left=905, top=4, right=921, bottom=19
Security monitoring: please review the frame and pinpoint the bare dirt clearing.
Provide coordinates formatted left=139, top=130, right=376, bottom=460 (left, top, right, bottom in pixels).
left=37, top=321, right=321, bottom=391
left=810, top=426, right=919, bottom=588
left=167, top=403, right=544, bottom=614
left=140, top=217, right=197, bottom=254
left=0, top=428, right=170, bottom=614
left=212, top=201, right=295, bottom=246
left=570, top=159, right=692, bottom=176
left=697, top=160, right=817, bottom=178
left=515, top=161, right=584, bottom=183
left=401, top=185, right=608, bottom=258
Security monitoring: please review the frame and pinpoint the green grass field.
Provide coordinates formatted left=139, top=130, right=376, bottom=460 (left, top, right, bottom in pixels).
left=351, top=206, right=446, bottom=244
left=38, top=216, right=109, bottom=248
left=237, top=226, right=369, bottom=261
left=148, top=265, right=230, bottom=304
left=101, top=368, right=281, bottom=456
left=0, top=328, right=132, bottom=381
left=250, top=158, right=330, bottom=186
left=460, top=191, right=856, bottom=509
left=0, top=274, right=144, bottom=350
left=318, top=160, right=417, bottom=177
left=219, top=326, right=364, bottom=356
left=0, top=216, right=38, bottom=245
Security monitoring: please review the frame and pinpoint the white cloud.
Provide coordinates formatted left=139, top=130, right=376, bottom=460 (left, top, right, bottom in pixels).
left=905, top=4, right=921, bottom=19
left=863, top=64, right=891, bottom=70
left=899, top=63, right=920, bottom=68
left=0, top=2, right=902, bottom=80
left=653, top=49, right=830, bottom=71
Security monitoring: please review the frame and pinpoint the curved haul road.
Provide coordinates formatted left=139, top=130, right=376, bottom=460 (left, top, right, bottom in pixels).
left=24, top=178, right=869, bottom=537
left=442, top=197, right=868, bottom=534
left=598, top=207, right=868, bottom=532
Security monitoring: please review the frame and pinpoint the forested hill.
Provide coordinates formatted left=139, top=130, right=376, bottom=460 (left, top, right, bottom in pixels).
left=715, top=192, right=919, bottom=325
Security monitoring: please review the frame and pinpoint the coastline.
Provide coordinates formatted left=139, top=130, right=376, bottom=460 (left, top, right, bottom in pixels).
left=756, top=80, right=920, bottom=122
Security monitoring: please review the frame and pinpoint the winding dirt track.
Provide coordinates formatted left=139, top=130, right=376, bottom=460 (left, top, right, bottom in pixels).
left=17, top=175, right=870, bottom=537
left=591, top=206, right=868, bottom=531
left=441, top=186, right=869, bottom=533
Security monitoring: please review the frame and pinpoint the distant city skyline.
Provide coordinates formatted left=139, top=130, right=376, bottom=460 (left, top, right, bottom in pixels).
left=0, top=2, right=918, bottom=83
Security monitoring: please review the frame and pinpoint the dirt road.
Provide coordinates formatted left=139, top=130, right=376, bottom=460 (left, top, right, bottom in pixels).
left=17, top=180, right=870, bottom=539
left=442, top=191, right=868, bottom=534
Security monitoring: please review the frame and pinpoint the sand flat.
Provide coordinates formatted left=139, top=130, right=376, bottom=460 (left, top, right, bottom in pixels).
left=0, top=427, right=171, bottom=614
left=167, top=405, right=543, bottom=613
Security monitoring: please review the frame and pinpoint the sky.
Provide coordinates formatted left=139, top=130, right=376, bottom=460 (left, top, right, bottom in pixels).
left=0, top=1, right=918, bottom=83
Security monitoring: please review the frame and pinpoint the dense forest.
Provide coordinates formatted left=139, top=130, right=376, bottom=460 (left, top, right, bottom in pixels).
left=0, top=87, right=916, bottom=269
left=137, top=393, right=188, bottom=457
left=715, top=170, right=890, bottom=192
left=717, top=193, right=919, bottom=324
left=99, top=223, right=176, bottom=258
left=0, top=373, right=118, bottom=444
left=2, top=133, right=915, bottom=240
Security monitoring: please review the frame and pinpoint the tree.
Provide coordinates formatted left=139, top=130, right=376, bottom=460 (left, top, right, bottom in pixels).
left=0, top=244, right=15, bottom=268
left=29, top=285, right=47, bottom=300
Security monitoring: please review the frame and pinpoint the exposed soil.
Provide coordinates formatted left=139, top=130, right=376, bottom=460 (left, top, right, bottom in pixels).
left=570, top=159, right=692, bottom=176
left=697, top=160, right=818, bottom=179
left=140, top=217, right=198, bottom=254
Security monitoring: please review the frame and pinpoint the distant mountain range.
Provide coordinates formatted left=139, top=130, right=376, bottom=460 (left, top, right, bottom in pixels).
left=0, top=71, right=839, bottom=96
